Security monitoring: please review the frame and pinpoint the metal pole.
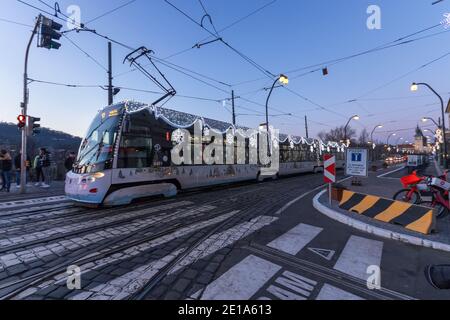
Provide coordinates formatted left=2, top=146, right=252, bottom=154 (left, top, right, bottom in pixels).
left=231, top=90, right=236, bottom=126
left=108, top=42, right=113, bottom=105
left=305, top=115, right=309, bottom=138
left=420, top=83, right=447, bottom=168
left=265, top=78, right=278, bottom=156
left=20, top=16, right=40, bottom=194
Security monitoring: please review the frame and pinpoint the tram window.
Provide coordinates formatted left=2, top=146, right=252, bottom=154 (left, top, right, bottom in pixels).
left=118, top=136, right=153, bottom=168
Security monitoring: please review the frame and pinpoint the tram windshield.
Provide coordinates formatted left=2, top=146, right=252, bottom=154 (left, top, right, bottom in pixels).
left=75, top=106, right=123, bottom=173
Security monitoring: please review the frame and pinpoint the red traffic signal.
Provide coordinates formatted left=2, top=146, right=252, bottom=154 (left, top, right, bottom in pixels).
left=17, top=115, right=26, bottom=129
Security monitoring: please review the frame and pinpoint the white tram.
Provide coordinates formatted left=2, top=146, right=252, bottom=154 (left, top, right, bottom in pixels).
left=65, top=102, right=346, bottom=206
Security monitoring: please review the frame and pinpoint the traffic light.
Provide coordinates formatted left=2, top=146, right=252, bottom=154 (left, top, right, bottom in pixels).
left=17, top=115, right=26, bottom=129
left=28, top=117, right=41, bottom=136
left=39, top=16, right=62, bottom=50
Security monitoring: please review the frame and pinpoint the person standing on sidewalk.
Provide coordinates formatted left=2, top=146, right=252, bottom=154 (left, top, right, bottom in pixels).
left=33, top=151, right=44, bottom=187
left=39, top=148, right=52, bottom=189
left=0, top=150, right=13, bottom=193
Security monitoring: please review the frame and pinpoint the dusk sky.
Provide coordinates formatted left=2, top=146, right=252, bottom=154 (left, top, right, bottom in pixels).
left=2, top=0, right=450, bottom=143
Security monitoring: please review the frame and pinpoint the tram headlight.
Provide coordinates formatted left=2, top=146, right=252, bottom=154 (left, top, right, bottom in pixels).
left=82, top=172, right=105, bottom=184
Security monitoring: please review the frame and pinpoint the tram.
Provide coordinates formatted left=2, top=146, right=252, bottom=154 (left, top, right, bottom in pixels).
left=65, top=101, right=346, bottom=206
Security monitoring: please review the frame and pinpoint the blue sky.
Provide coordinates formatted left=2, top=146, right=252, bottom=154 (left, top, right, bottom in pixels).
left=1, top=0, right=450, bottom=143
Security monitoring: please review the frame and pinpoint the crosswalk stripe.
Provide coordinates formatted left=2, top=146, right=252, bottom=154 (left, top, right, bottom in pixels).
left=267, top=223, right=323, bottom=255
left=0, top=196, right=68, bottom=209
left=169, top=216, right=278, bottom=274
left=316, top=284, right=364, bottom=300
left=333, top=236, right=383, bottom=281
left=199, top=255, right=282, bottom=300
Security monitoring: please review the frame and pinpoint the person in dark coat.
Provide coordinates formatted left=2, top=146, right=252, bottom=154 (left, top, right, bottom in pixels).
left=64, top=152, right=76, bottom=172
left=0, top=150, right=13, bottom=192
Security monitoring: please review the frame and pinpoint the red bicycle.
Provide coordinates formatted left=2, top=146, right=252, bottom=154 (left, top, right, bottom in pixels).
left=393, top=171, right=429, bottom=204
left=394, top=170, right=450, bottom=218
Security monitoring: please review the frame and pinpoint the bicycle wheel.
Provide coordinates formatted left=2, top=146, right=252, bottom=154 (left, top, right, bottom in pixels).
left=393, top=189, right=420, bottom=204
left=420, top=201, right=449, bottom=219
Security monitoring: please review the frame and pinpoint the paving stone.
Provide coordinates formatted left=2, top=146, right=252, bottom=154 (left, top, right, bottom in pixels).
left=182, top=269, right=198, bottom=280
left=204, top=262, right=220, bottom=274
left=46, top=286, right=71, bottom=299
left=164, top=291, right=181, bottom=300
left=173, top=278, right=191, bottom=293
left=196, top=272, right=214, bottom=285
left=93, top=274, right=114, bottom=283
left=6, top=264, right=28, bottom=276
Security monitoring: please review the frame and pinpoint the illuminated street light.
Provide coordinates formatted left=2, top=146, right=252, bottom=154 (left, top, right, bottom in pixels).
left=265, top=74, right=289, bottom=155
left=344, top=115, right=360, bottom=145
left=412, top=82, right=447, bottom=167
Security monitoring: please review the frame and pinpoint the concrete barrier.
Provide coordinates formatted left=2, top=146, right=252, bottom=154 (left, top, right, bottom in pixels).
left=339, top=190, right=436, bottom=235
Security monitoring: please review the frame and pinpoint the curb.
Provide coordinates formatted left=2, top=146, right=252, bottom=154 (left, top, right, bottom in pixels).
left=313, top=190, right=450, bottom=253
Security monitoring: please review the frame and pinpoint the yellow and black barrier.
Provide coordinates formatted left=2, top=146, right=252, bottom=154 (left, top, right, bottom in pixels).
left=339, top=190, right=436, bottom=235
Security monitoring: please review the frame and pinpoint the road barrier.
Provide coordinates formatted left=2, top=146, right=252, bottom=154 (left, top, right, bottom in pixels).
left=339, top=190, right=436, bottom=235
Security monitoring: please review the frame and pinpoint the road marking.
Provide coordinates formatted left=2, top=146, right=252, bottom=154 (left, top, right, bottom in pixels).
left=264, top=271, right=317, bottom=300
left=70, top=249, right=186, bottom=300
left=169, top=215, right=278, bottom=274
left=316, top=284, right=364, bottom=300
left=308, top=248, right=335, bottom=261
left=24, top=211, right=242, bottom=300
left=199, top=255, right=282, bottom=300
left=275, top=176, right=352, bottom=215
left=0, top=201, right=196, bottom=248
left=0, top=203, right=209, bottom=271
left=377, top=166, right=405, bottom=178
left=0, top=196, right=68, bottom=209
left=267, top=223, right=323, bottom=256
left=333, top=236, right=383, bottom=281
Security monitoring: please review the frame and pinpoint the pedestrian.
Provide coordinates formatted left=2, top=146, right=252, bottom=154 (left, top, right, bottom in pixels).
left=33, top=151, right=44, bottom=187
left=0, top=150, right=13, bottom=193
left=64, top=152, right=76, bottom=172
left=39, top=148, right=52, bottom=188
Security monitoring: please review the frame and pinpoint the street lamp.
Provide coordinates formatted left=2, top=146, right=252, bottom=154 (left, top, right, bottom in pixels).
left=422, top=117, right=440, bottom=128
left=265, top=74, right=289, bottom=155
left=344, top=115, right=360, bottom=145
left=387, top=133, right=397, bottom=146
left=412, top=82, right=447, bottom=167
left=370, top=124, right=383, bottom=161
left=370, top=125, right=383, bottom=146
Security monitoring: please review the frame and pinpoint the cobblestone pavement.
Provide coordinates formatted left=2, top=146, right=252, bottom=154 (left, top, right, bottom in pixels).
left=0, top=168, right=448, bottom=300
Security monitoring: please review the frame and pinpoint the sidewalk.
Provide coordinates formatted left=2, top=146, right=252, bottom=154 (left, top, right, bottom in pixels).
left=313, top=163, right=450, bottom=252
left=0, top=181, right=65, bottom=202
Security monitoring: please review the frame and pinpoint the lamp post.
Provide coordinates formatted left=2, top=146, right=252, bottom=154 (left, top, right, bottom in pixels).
left=265, top=74, right=289, bottom=155
left=412, top=82, right=447, bottom=168
left=343, top=115, right=360, bottom=146
left=386, top=133, right=396, bottom=154
left=422, top=117, right=444, bottom=165
left=370, top=124, right=383, bottom=161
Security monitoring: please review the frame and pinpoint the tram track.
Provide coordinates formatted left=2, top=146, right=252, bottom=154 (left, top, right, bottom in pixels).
left=0, top=172, right=341, bottom=300
left=1, top=188, right=272, bottom=300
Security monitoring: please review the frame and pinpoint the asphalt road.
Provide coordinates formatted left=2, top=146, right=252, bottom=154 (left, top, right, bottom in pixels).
left=0, top=167, right=449, bottom=300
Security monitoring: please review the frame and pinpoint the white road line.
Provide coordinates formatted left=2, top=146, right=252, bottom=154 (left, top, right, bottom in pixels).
left=0, top=196, right=68, bottom=209
left=169, top=216, right=278, bottom=274
left=70, top=248, right=186, bottom=300
left=333, top=236, right=383, bottom=281
left=267, top=223, right=323, bottom=256
left=0, top=201, right=195, bottom=247
left=0, top=203, right=208, bottom=271
left=21, top=210, right=241, bottom=300
left=316, top=284, right=364, bottom=300
left=199, top=255, right=282, bottom=300
left=377, top=166, right=405, bottom=178
left=275, top=176, right=352, bottom=215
